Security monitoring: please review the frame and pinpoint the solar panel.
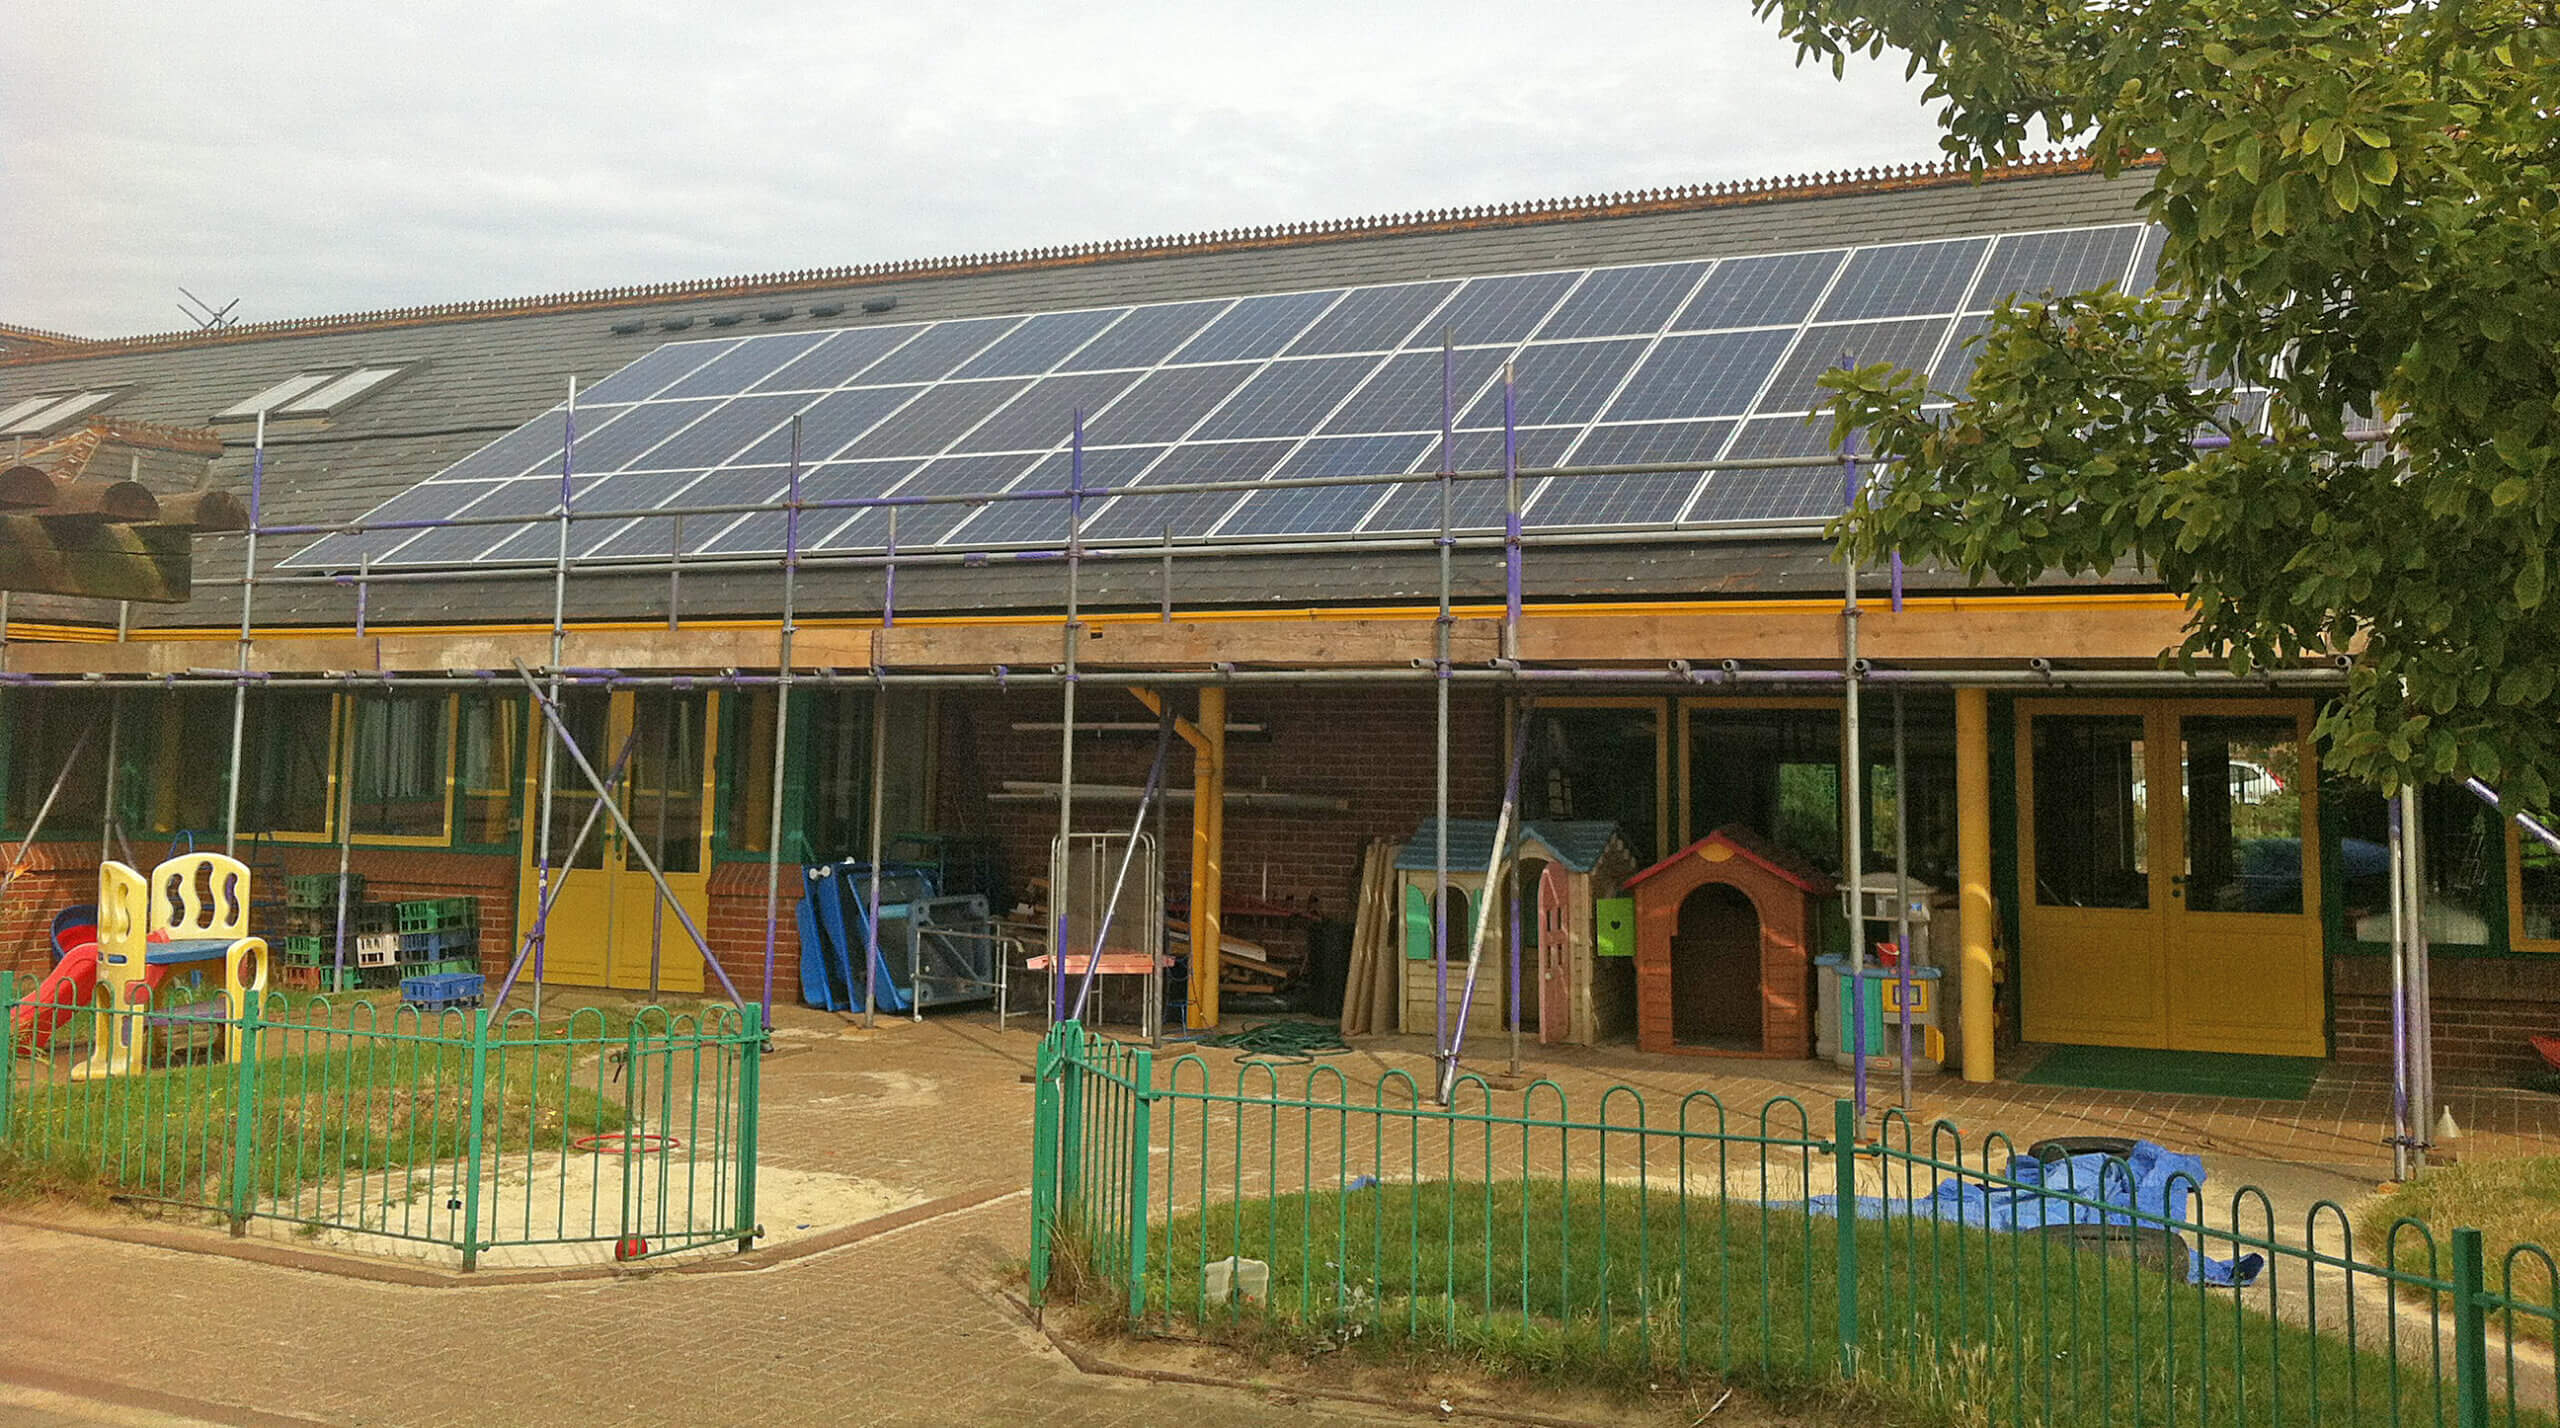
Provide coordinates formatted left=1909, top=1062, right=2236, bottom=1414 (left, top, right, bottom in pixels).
left=1079, top=440, right=1296, bottom=541
left=1213, top=434, right=1432, bottom=537
left=1533, top=421, right=1733, bottom=527
left=1059, top=300, right=1229, bottom=372
left=1967, top=227, right=2142, bottom=309
left=1674, top=250, right=1845, bottom=332
left=1190, top=356, right=1377, bottom=441
left=1689, top=417, right=1843, bottom=522
left=1538, top=262, right=1709, bottom=339
left=295, top=221, right=2159, bottom=569
left=1817, top=239, right=1989, bottom=321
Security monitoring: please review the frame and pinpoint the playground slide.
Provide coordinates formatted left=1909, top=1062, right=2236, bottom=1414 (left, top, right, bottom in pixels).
left=8, top=944, right=175, bottom=1054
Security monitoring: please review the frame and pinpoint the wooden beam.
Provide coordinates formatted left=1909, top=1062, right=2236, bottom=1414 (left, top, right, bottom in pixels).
left=0, top=626, right=876, bottom=677
left=1511, top=600, right=2204, bottom=665
left=876, top=617, right=1500, bottom=670
left=0, top=516, right=191, bottom=602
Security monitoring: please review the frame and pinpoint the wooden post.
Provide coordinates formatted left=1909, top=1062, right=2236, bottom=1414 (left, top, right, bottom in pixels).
left=1186, top=686, right=1226, bottom=1029
left=1955, top=688, right=1996, bottom=1083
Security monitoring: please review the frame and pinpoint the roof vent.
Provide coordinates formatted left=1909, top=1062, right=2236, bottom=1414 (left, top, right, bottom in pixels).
left=758, top=307, right=795, bottom=323
left=861, top=296, right=899, bottom=314
left=807, top=303, right=846, bottom=319
left=707, top=313, right=745, bottom=328
left=659, top=315, right=694, bottom=332
left=610, top=319, right=647, bottom=335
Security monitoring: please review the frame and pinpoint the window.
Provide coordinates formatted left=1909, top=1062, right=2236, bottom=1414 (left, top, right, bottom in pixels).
left=456, top=693, right=525, bottom=847
left=347, top=692, right=452, bottom=839
left=803, top=692, right=873, bottom=859
left=0, top=394, right=65, bottom=430
left=2029, top=715, right=2150, bottom=909
left=2510, top=820, right=2560, bottom=952
left=4, top=390, right=120, bottom=436
left=722, top=688, right=780, bottom=857
left=4, top=689, right=113, bottom=838
left=1522, top=701, right=1666, bottom=865
left=216, top=366, right=407, bottom=421
left=2331, top=781, right=2500, bottom=946
left=243, top=690, right=336, bottom=835
left=1680, top=700, right=1953, bottom=884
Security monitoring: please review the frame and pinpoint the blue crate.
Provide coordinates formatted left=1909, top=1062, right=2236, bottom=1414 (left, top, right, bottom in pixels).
left=400, top=972, right=484, bottom=1009
left=398, top=926, right=478, bottom=961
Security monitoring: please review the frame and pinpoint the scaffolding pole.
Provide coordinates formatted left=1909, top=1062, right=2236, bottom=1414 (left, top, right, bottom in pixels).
left=1052, top=413, right=1087, bottom=1021
left=1842, top=432, right=1869, bottom=1123
left=530, top=382, right=577, bottom=1024
left=756, top=418, right=803, bottom=1028
left=1432, top=338, right=1455, bottom=1092
left=220, top=414, right=264, bottom=856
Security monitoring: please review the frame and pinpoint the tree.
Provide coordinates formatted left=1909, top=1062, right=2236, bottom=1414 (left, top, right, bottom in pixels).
left=1756, top=0, right=2560, bottom=803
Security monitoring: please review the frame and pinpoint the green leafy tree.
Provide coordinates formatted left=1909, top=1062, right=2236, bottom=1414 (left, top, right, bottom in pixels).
left=1757, top=0, right=2560, bottom=803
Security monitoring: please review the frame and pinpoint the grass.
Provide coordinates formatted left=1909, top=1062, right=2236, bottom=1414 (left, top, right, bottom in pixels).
left=2, top=1009, right=631, bottom=1215
left=2361, top=1156, right=2560, bottom=1346
left=1054, top=1178, right=2554, bottom=1428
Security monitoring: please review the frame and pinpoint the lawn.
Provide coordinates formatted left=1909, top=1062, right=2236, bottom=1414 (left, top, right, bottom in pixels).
left=1066, top=1179, right=2548, bottom=1428
left=2361, top=1155, right=2560, bottom=1345
left=2, top=1012, right=628, bottom=1214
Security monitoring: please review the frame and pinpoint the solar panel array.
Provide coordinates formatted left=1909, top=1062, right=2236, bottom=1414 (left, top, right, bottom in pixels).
left=288, top=223, right=2158, bottom=570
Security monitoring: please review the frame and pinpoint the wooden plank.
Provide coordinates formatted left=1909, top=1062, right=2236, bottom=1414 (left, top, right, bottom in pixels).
left=1512, top=600, right=2206, bottom=665
left=875, top=617, right=1500, bottom=669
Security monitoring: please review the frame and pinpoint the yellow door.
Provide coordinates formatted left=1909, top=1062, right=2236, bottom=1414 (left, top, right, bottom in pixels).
left=2161, top=707, right=2323, bottom=1054
left=2017, top=700, right=2323, bottom=1055
left=521, top=689, right=615, bottom=988
left=520, top=689, right=718, bottom=995
left=605, top=688, right=714, bottom=994
left=2017, top=705, right=2170, bottom=1047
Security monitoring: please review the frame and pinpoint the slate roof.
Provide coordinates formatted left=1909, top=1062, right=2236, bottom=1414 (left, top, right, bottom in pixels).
left=0, top=153, right=2159, bottom=633
left=1395, top=818, right=1628, bottom=874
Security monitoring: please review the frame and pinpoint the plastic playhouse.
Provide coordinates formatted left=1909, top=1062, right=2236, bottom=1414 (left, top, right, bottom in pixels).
left=9, top=853, right=269, bottom=1074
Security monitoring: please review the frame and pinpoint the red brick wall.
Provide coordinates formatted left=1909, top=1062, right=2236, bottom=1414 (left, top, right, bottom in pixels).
left=2332, top=952, right=2560, bottom=1079
left=706, top=861, right=801, bottom=1002
left=935, top=686, right=1505, bottom=936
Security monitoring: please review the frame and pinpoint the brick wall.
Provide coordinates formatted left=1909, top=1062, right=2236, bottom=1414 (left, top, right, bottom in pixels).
left=2332, top=952, right=2560, bottom=1079
left=935, top=686, right=1505, bottom=939
left=706, top=861, right=801, bottom=1002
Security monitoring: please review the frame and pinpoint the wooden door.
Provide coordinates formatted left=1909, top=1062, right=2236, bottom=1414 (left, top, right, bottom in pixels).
left=604, top=689, right=714, bottom=994
left=1537, top=862, right=1571, bottom=1044
left=2161, top=707, right=2323, bottom=1054
left=2016, top=706, right=2170, bottom=1047
left=520, top=689, right=615, bottom=988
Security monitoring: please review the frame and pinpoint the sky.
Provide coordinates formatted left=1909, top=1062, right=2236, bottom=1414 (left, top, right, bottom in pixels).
left=1, top=1, right=1953, bottom=339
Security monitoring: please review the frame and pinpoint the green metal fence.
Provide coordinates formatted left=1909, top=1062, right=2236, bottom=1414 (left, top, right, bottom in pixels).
left=2, top=971, right=762, bottom=1270
left=1028, top=1022, right=2560, bottom=1427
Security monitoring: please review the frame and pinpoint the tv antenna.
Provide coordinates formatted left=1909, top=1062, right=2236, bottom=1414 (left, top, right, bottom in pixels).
left=177, top=287, right=240, bottom=330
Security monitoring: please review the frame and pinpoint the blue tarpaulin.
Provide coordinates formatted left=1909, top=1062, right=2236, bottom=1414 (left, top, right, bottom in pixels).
left=1808, top=1140, right=2265, bottom=1287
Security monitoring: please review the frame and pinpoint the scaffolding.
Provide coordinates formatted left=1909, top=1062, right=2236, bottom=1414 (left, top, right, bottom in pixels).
left=11, top=357, right=2464, bottom=1136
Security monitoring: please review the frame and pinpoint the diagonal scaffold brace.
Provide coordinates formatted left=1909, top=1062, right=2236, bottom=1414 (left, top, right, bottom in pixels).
left=509, top=659, right=752, bottom=1011
left=484, top=723, right=645, bottom=1013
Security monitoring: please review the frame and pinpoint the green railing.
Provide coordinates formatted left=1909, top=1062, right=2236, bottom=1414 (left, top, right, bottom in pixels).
left=2, top=971, right=762, bottom=1270
left=1028, top=1022, right=2560, bottom=1427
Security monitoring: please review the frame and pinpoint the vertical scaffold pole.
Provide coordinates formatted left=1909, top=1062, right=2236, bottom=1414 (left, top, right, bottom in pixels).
left=1432, top=337, right=1454, bottom=1095
left=1893, top=688, right=1914, bottom=1109
left=863, top=672, right=886, bottom=1028
left=532, top=379, right=576, bottom=1024
left=2387, top=792, right=2412, bottom=1181
left=1053, top=412, right=1086, bottom=1022
left=1842, top=429, right=1867, bottom=1123
left=221, top=412, right=266, bottom=857
left=757, top=417, right=802, bottom=1028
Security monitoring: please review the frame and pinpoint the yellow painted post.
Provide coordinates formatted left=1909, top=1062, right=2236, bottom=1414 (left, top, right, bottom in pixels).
left=1955, top=688, right=1996, bottom=1083
left=1186, top=687, right=1226, bottom=1030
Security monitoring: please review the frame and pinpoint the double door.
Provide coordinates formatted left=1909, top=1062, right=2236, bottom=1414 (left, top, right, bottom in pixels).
left=2016, top=700, right=2323, bottom=1055
left=518, top=689, right=716, bottom=994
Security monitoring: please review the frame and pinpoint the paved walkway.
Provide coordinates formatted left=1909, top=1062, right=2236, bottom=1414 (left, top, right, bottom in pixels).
left=6, top=1008, right=2558, bottom=1426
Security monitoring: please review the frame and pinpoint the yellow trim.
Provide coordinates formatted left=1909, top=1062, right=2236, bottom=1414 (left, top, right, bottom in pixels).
left=5, top=591, right=2195, bottom=645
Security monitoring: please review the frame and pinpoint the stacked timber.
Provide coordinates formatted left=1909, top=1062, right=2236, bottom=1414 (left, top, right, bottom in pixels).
left=1339, top=840, right=1401, bottom=1037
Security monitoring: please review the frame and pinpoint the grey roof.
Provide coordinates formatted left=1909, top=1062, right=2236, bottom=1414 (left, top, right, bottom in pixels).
left=0, top=161, right=2157, bottom=633
left=1396, top=818, right=1627, bottom=874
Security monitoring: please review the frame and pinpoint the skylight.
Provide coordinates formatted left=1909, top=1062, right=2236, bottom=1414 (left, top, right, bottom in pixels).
left=3, top=390, right=121, bottom=436
left=217, top=365, right=409, bottom=421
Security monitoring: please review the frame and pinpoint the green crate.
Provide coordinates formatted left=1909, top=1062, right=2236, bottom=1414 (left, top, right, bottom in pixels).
left=395, top=898, right=477, bottom=933
left=354, top=903, right=397, bottom=934
left=286, top=873, right=363, bottom=909
left=284, top=935, right=325, bottom=962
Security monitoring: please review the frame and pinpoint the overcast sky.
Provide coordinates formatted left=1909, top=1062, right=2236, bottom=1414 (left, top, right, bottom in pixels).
left=3, top=2, right=1953, bottom=338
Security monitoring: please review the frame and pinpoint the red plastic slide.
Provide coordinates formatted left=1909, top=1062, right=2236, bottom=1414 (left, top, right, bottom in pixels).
left=8, top=943, right=171, bottom=1054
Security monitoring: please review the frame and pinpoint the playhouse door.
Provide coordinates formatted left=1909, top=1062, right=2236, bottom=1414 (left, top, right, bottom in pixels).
left=1538, top=863, right=1572, bottom=1044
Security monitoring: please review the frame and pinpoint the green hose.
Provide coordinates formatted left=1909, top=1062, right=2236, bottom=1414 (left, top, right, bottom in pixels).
left=1189, top=1018, right=1349, bottom=1064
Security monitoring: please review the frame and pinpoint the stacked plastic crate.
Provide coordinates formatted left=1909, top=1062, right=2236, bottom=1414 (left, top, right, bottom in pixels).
left=396, top=897, right=484, bottom=1009
left=277, top=874, right=386, bottom=992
